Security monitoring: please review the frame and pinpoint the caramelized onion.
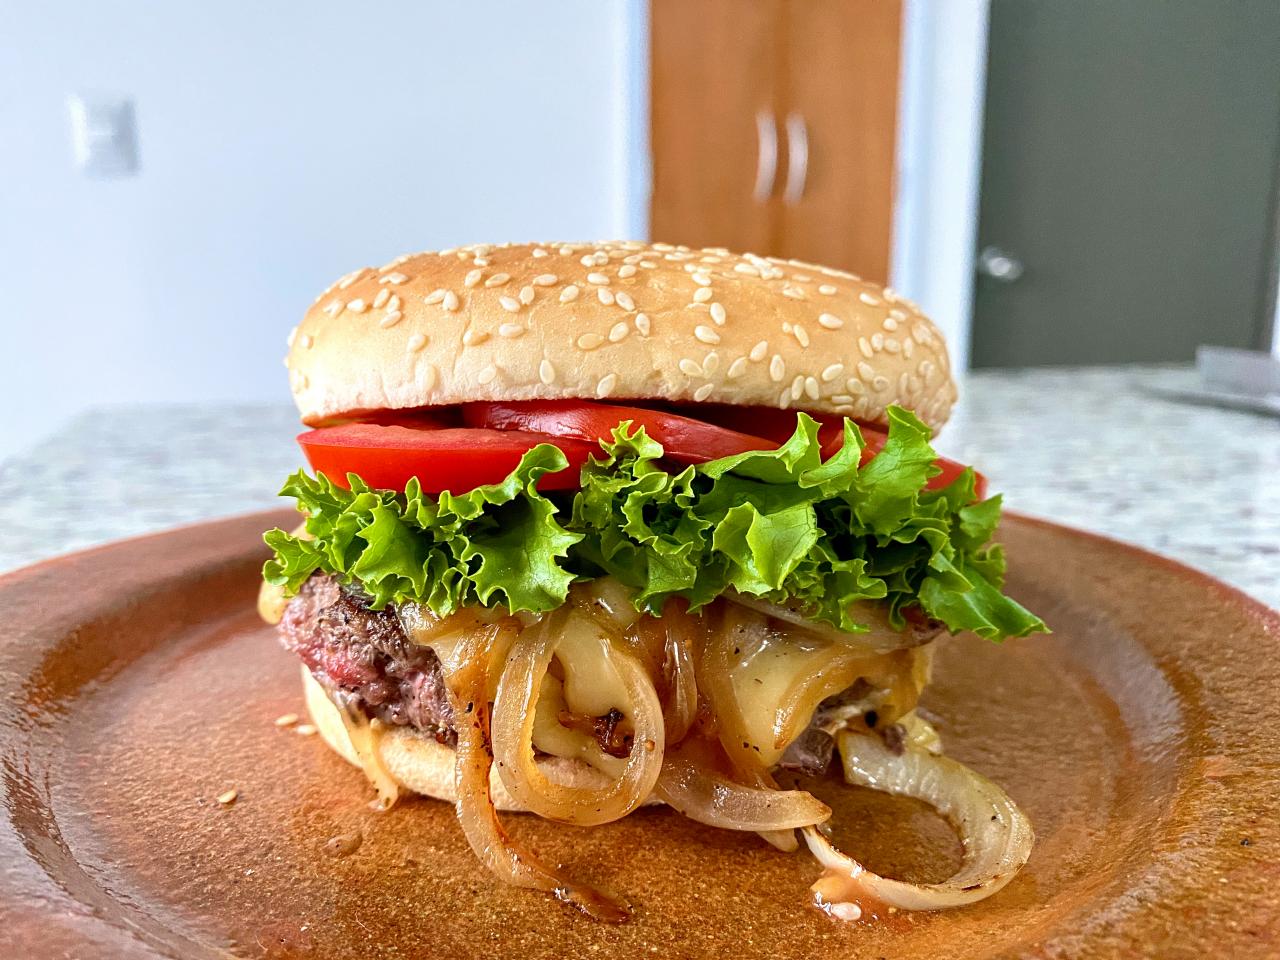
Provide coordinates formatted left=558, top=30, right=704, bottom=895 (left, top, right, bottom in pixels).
left=726, top=593, right=928, bottom=654
left=654, top=740, right=830, bottom=833
left=491, top=611, right=664, bottom=826
left=445, top=622, right=630, bottom=923
left=802, top=731, right=1034, bottom=920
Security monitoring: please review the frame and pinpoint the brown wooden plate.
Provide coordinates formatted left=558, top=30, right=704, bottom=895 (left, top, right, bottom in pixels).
left=0, top=511, right=1276, bottom=959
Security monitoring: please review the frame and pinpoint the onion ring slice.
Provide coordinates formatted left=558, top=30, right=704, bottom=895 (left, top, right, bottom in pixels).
left=492, top=611, right=664, bottom=826
left=802, top=730, right=1034, bottom=920
left=445, top=623, right=631, bottom=923
left=653, top=741, right=831, bottom=833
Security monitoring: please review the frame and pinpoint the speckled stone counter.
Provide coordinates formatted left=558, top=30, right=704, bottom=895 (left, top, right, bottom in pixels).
left=2, top=365, right=1277, bottom=608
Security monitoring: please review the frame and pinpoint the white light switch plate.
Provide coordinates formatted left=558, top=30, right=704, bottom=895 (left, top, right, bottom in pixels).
left=67, top=94, right=139, bottom=178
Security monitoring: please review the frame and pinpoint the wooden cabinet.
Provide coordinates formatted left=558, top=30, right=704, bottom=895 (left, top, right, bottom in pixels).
left=650, top=0, right=902, bottom=283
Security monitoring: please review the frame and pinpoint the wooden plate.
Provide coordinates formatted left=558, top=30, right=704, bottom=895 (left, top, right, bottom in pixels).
left=0, top=511, right=1276, bottom=959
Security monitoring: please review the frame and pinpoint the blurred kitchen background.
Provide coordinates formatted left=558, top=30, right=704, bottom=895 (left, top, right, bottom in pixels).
left=5, top=0, right=1279, bottom=459
left=2, top=1, right=1279, bottom=604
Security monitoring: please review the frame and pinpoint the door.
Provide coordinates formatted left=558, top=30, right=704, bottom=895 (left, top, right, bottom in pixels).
left=972, top=0, right=1280, bottom=367
left=650, top=0, right=902, bottom=282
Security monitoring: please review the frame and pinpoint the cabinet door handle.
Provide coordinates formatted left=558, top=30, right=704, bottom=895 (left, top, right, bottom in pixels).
left=783, top=111, right=809, bottom=206
left=753, top=109, right=778, bottom=203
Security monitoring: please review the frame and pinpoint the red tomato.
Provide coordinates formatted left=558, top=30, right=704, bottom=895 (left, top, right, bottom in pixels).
left=462, top=400, right=777, bottom=464
left=673, top=403, right=986, bottom=499
left=296, top=424, right=595, bottom=494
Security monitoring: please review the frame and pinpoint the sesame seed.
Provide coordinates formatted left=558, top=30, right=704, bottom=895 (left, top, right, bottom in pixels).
left=379, top=271, right=409, bottom=285
left=347, top=298, right=368, bottom=313
left=379, top=311, right=403, bottom=328
left=441, top=291, right=459, bottom=311
left=703, top=352, right=721, bottom=375
left=821, top=363, right=844, bottom=382
left=727, top=357, right=748, bottom=379
left=846, top=377, right=866, bottom=395
left=748, top=340, right=769, bottom=362
left=532, top=273, right=558, bottom=286
left=735, top=263, right=760, bottom=276
left=425, top=289, right=446, bottom=305
left=387, top=294, right=401, bottom=311
left=920, top=359, right=935, bottom=380
left=499, top=296, right=521, bottom=313
left=473, top=257, right=491, bottom=267
left=560, top=285, right=580, bottom=303
left=873, top=375, right=890, bottom=392
left=588, top=272, right=611, bottom=286
left=462, top=329, right=489, bottom=346
left=608, top=322, right=630, bottom=342
left=818, top=284, right=837, bottom=296
left=678, top=358, right=703, bottom=377
left=579, top=255, right=596, bottom=267
left=478, top=364, right=498, bottom=385
left=577, top=333, right=606, bottom=350
left=639, top=260, right=657, bottom=269
left=782, top=286, right=806, bottom=300
left=561, top=246, right=577, bottom=256
left=884, top=336, right=902, bottom=353
left=693, top=383, right=715, bottom=402
left=692, top=273, right=712, bottom=287
left=790, top=375, right=805, bottom=401
left=859, top=291, right=882, bottom=306
left=871, top=332, right=885, bottom=351
left=857, top=361, right=876, bottom=381
left=818, top=313, right=843, bottom=329
left=832, top=394, right=855, bottom=405
left=883, top=316, right=899, bottom=331
left=615, top=291, right=635, bottom=311
left=859, top=337, right=874, bottom=358
left=598, top=288, right=615, bottom=305
left=274, top=713, right=299, bottom=727
left=695, top=325, right=721, bottom=344
left=407, top=333, right=427, bottom=352
left=635, top=312, right=651, bottom=336
left=519, top=285, right=535, bottom=305
left=769, top=355, right=786, bottom=382
left=794, top=325, right=810, bottom=348
left=912, top=322, right=934, bottom=345
left=902, top=338, right=914, bottom=358
left=464, top=269, right=484, bottom=288
left=690, top=287, right=713, bottom=304
left=337, top=269, right=365, bottom=290
left=373, top=289, right=390, bottom=309
left=287, top=326, right=298, bottom=347
left=792, top=273, right=813, bottom=283
left=484, top=273, right=510, bottom=288
left=777, top=388, right=791, bottom=409
left=783, top=321, right=793, bottom=333
left=709, top=303, right=727, bottom=325
left=539, top=359, right=556, bottom=384
left=804, top=376, right=820, bottom=400
left=499, top=323, right=526, bottom=338
left=532, top=248, right=549, bottom=258
left=322, top=299, right=342, bottom=316
left=618, top=264, right=637, bottom=278
left=217, top=789, right=238, bottom=806
left=596, top=373, right=619, bottom=397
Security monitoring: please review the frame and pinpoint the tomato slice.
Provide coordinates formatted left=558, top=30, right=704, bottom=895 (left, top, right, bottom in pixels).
left=462, top=400, right=777, bottom=464
left=296, top=424, right=595, bottom=494
left=673, top=403, right=987, bottom=499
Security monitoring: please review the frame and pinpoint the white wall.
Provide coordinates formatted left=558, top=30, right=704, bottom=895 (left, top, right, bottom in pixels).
left=0, top=2, right=646, bottom=458
left=891, top=0, right=991, bottom=375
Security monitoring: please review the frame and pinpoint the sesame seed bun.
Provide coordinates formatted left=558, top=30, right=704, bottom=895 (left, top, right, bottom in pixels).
left=286, top=241, right=958, bottom=430
left=302, top=666, right=661, bottom=812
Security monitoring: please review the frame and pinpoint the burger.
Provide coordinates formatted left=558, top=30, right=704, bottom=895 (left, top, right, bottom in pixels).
left=258, top=241, right=1045, bottom=923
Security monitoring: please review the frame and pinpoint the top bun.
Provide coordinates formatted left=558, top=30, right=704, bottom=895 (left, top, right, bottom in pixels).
left=286, top=241, right=958, bottom=430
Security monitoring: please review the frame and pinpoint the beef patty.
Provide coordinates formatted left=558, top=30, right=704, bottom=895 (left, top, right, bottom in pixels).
left=278, top=574, right=456, bottom=743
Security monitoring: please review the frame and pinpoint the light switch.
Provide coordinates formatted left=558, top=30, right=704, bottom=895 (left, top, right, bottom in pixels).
left=67, top=95, right=139, bottom=178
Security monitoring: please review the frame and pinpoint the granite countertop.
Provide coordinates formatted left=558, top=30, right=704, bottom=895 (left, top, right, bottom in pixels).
left=2, top=365, right=1277, bottom=608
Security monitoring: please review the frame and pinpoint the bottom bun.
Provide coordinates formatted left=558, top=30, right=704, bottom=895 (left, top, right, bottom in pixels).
left=301, top=666, right=661, bottom=812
